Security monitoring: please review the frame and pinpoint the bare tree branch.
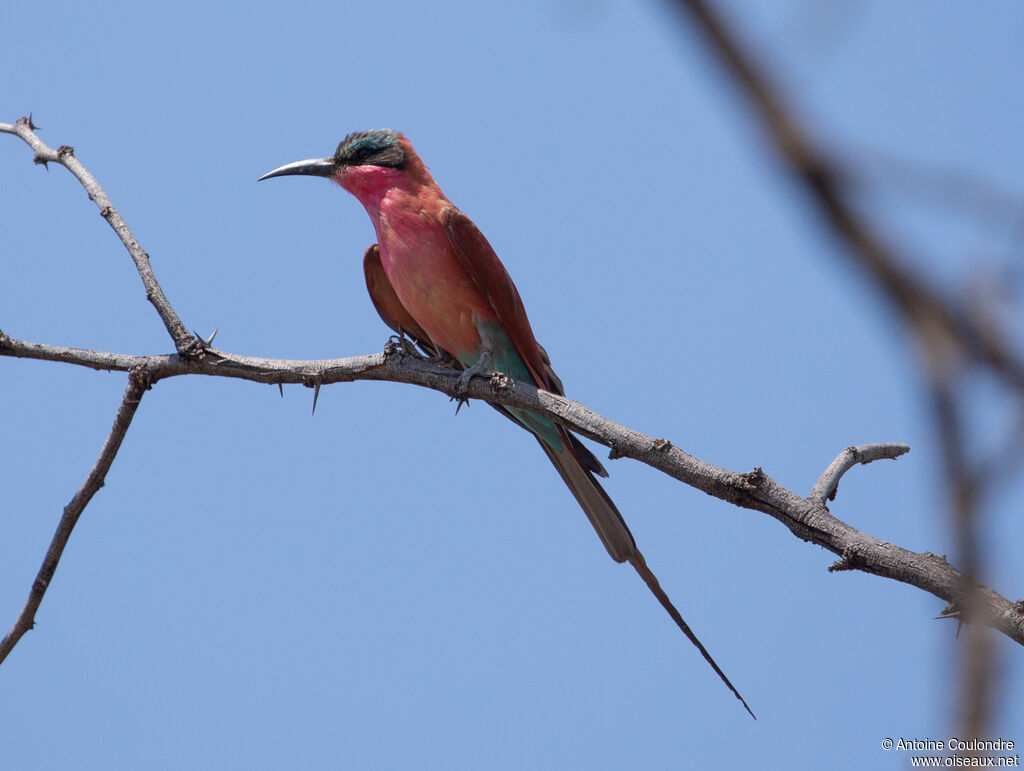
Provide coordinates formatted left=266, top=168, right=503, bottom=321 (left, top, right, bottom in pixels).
left=0, top=118, right=195, bottom=354
left=0, top=370, right=149, bottom=666
left=3, top=106, right=1023, bottom=732
left=3, top=328, right=1023, bottom=657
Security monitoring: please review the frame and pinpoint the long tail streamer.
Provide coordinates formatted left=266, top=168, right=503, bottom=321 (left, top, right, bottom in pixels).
left=629, top=550, right=756, bottom=720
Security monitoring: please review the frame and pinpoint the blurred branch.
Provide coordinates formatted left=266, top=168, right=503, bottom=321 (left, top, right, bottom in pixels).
left=664, top=0, right=1024, bottom=394
left=850, top=149, right=1024, bottom=236
left=666, top=0, right=1024, bottom=737
left=929, top=370, right=991, bottom=741
left=0, top=370, right=148, bottom=667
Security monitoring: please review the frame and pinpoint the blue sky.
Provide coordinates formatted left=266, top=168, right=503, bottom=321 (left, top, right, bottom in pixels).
left=2, top=1, right=1023, bottom=768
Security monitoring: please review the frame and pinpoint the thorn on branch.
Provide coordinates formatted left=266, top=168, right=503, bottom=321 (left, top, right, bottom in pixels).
left=828, top=547, right=858, bottom=572
left=57, top=144, right=74, bottom=159
left=191, top=327, right=218, bottom=348
left=608, top=445, right=625, bottom=460
left=180, top=327, right=221, bottom=362
left=301, top=373, right=324, bottom=415
left=17, top=114, right=41, bottom=131
left=653, top=438, right=672, bottom=452
left=935, top=604, right=965, bottom=638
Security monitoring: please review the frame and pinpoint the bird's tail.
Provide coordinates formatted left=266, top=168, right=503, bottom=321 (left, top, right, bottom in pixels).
left=538, top=439, right=636, bottom=563
left=540, top=436, right=756, bottom=719
left=629, top=550, right=756, bottom=719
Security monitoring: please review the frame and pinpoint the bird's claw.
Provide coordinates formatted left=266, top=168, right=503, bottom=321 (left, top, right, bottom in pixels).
left=398, top=332, right=419, bottom=356
left=385, top=332, right=453, bottom=363
left=451, top=370, right=475, bottom=414
left=450, top=346, right=492, bottom=414
left=385, top=333, right=420, bottom=358
left=454, top=368, right=474, bottom=396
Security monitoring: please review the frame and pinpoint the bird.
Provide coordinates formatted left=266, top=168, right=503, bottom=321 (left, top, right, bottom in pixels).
left=260, top=130, right=754, bottom=718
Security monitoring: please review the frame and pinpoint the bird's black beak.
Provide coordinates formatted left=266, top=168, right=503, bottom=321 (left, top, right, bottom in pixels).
left=258, top=157, right=337, bottom=181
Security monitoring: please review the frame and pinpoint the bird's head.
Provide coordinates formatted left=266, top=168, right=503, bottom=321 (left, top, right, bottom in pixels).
left=260, top=129, right=430, bottom=206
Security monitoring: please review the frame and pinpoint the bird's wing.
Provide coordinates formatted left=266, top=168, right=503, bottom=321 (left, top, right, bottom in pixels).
left=362, top=243, right=439, bottom=358
left=442, top=209, right=610, bottom=477
left=441, top=207, right=553, bottom=391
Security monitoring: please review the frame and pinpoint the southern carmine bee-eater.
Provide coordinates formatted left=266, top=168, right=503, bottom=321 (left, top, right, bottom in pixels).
left=260, top=130, right=754, bottom=718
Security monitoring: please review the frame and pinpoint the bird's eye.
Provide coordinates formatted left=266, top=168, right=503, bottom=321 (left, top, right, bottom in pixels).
left=353, top=145, right=374, bottom=161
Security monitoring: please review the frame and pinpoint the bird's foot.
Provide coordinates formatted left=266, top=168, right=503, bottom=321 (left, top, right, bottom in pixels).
left=451, top=346, right=492, bottom=413
left=385, top=333, right=420, bottom=358
left=452, top=372, right=474, bottom=414
left=398, top=331, right=420, bottom=357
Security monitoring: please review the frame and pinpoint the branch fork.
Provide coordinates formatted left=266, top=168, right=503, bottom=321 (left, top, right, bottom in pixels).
left=2, top=114, right=1022, bottom=687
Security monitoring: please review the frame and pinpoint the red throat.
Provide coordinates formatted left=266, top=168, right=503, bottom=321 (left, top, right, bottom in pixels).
left=333, top=165, right=408, bottom=211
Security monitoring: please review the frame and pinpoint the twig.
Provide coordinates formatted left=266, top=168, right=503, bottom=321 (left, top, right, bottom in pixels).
left=0, top=370, right=149, bottom=666
left=0, top=118, right=194, bottom=353
left=810, top=443, right=910, bottom=504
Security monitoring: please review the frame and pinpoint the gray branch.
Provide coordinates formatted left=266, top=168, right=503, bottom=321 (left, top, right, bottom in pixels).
left=3, top=330, right=1022, bottom=649
left=0, top=117, right=194, bottom=353
left=3, top=113, right=1022, bottom=678
left=810, top=443, right=911, bottom=504
left=0, top=370, right=149, bottom=666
